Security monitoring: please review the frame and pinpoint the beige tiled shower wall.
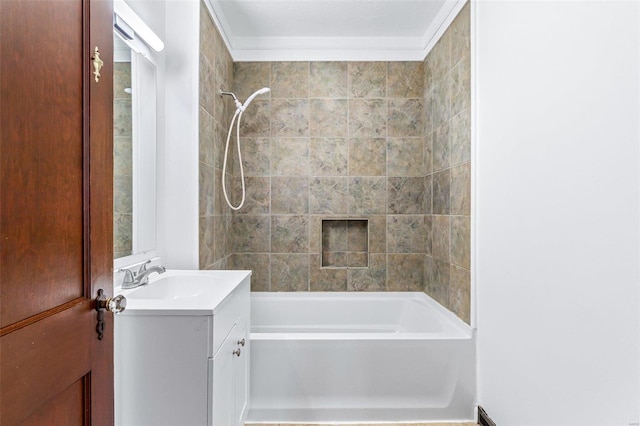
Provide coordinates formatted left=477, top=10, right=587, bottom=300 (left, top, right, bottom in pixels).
left=198, top=3, right=471, bottom=324
left=423, top=3, right=471, bottom=323
left=229, top=58, right=428, bottom=294
left=198, top=2, right=235, bottom=270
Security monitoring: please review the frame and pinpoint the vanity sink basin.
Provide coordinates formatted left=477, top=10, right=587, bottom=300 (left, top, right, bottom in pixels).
left=126, top=276, right=218, bottom=300
left=116, top=269, right=251, bottom=315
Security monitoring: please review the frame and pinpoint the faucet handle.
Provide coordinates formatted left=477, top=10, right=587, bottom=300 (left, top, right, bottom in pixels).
left=136, top=259, right=151, bottom=275
left=120, top=269, right=135, bottom=285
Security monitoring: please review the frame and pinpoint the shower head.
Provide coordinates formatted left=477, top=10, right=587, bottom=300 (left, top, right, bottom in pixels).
left=242, top=87, right=270, bottom=111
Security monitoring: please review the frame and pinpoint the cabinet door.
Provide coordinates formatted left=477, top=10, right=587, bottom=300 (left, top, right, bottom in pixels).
left=211, top=324, right=236, bottom=426
left=234, top=316, right=250, bottom=425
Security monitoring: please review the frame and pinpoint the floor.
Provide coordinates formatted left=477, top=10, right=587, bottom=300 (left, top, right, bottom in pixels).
left=248, top=423, right=477, bottom=426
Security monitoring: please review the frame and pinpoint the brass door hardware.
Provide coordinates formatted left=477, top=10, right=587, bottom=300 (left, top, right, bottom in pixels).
left=91, top=47, right=104, bottom=82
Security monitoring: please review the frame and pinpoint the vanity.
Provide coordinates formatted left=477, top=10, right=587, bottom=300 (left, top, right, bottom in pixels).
left=114, top=270, right=251, bottom=426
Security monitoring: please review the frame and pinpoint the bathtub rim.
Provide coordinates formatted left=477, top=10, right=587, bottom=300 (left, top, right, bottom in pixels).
left=250, top=291, right=473, bottom=340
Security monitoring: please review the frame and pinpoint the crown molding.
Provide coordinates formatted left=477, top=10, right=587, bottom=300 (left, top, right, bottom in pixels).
left=421, top=0, right=467, bottom=57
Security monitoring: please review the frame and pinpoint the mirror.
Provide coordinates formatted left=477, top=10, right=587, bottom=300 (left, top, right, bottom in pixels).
left=113, top=30, right=158, bottom=262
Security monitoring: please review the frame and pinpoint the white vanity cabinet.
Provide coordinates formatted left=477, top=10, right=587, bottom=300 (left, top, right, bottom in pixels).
left=210, top=280, right=250, bottom=426
left=115, top=270, right=251, bottom=426
left=210, top=313, right=249, bottom=425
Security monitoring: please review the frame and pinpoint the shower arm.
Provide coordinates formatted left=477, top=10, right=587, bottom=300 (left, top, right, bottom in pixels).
left=220, top=87, right=270, bottom=112
left=219, top=89, right=243, bottom=111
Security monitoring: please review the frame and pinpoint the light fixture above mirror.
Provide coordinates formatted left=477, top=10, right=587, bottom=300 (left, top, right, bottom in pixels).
left=114, top=0, right=164, bottom=53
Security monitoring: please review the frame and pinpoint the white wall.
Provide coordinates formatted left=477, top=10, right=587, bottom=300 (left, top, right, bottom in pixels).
left=474, top=1, right=640, bottom=424
left=159, top=0, right=200, bottom=269
left=123, top=0, right=200, bottom=270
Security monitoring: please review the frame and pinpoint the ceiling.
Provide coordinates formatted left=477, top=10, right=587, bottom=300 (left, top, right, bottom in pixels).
left=205, top=0, right=467, bottom=61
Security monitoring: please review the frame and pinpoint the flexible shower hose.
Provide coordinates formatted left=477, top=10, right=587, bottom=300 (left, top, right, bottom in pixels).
left=221, top=108, right=246, bottom=210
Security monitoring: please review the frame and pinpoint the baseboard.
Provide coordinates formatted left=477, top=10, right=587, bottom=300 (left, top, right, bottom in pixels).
left=478, top=406, right=496, bottom=426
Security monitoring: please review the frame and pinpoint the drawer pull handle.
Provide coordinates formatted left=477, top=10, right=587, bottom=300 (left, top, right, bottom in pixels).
left=233, top=348, right=241, bottom=357
left=237, top=339, right=245, bottom=347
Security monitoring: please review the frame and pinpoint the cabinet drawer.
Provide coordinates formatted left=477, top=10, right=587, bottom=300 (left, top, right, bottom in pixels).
left=212, top=277, right=249, bottom=356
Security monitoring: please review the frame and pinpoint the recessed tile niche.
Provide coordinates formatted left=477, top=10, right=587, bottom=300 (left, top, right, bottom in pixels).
left=321, top=219, right=368, bottom=268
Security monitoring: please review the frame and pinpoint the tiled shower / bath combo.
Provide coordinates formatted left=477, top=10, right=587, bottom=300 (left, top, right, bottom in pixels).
left=198, top=2, right=471, bottom=324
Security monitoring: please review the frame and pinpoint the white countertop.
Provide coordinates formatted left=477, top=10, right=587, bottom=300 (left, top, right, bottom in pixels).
left=115, top=269, right=251, bottom=316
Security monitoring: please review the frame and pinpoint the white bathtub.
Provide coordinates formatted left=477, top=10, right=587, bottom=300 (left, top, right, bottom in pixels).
left=246, top=292, right=476, bottom=424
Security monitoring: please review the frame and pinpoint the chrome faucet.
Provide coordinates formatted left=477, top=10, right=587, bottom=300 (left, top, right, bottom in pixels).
left=120, top=261, right=166, bottom=289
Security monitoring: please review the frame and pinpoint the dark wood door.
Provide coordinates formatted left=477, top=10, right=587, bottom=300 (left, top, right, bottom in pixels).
left=0, top=0, right=114, bottom=424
